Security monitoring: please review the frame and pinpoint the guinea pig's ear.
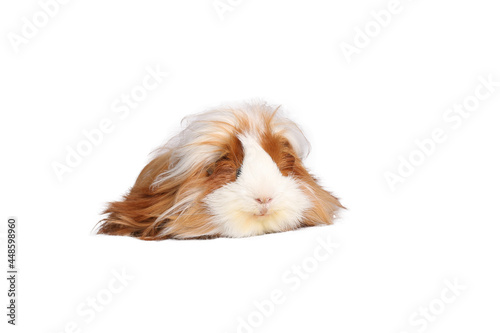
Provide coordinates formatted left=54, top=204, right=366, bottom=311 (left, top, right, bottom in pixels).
left=273, top=114, right=311, bottom=160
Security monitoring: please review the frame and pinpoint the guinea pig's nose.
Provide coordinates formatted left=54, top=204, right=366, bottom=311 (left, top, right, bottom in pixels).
left=255, top=197, right=272, bottom=204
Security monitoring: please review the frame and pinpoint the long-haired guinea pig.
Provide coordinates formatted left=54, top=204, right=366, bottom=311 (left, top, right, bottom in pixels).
left=97, top=102, right=343, bottom=240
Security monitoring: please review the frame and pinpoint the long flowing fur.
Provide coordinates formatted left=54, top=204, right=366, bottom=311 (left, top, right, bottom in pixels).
left=96, top=102, right=344, bottom=239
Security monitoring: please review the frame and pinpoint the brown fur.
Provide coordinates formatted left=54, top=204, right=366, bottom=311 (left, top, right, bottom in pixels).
left=96, top=106, right=343, bottom=240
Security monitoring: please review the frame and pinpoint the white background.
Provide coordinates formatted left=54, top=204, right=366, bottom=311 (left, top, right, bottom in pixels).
left=1, top=0, right=499, bottom=332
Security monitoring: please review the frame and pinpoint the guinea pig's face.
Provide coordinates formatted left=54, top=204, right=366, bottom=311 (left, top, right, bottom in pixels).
left=204, top=133, right=312, bottom=237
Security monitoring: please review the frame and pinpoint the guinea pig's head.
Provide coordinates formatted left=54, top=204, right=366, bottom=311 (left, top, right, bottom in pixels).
left=147, top=103, right=343, bottom=238
left=204, top=133, right=313, bottom=237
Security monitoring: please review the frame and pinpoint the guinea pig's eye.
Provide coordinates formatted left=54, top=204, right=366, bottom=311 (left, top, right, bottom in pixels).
left=206, top=166, right=215, bottom=176
left=236, top=167, right=242, bottom=178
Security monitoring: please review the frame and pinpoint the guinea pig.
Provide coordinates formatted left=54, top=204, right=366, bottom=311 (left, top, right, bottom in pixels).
left=96, top=102, right=343, bottom=240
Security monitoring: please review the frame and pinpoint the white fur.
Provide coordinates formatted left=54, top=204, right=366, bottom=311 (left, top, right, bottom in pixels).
left=152, top=102, right=309, bottom=189
left=204, top=134, right=312, bottom=237
left=152, top=102, right=312, bottom=236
